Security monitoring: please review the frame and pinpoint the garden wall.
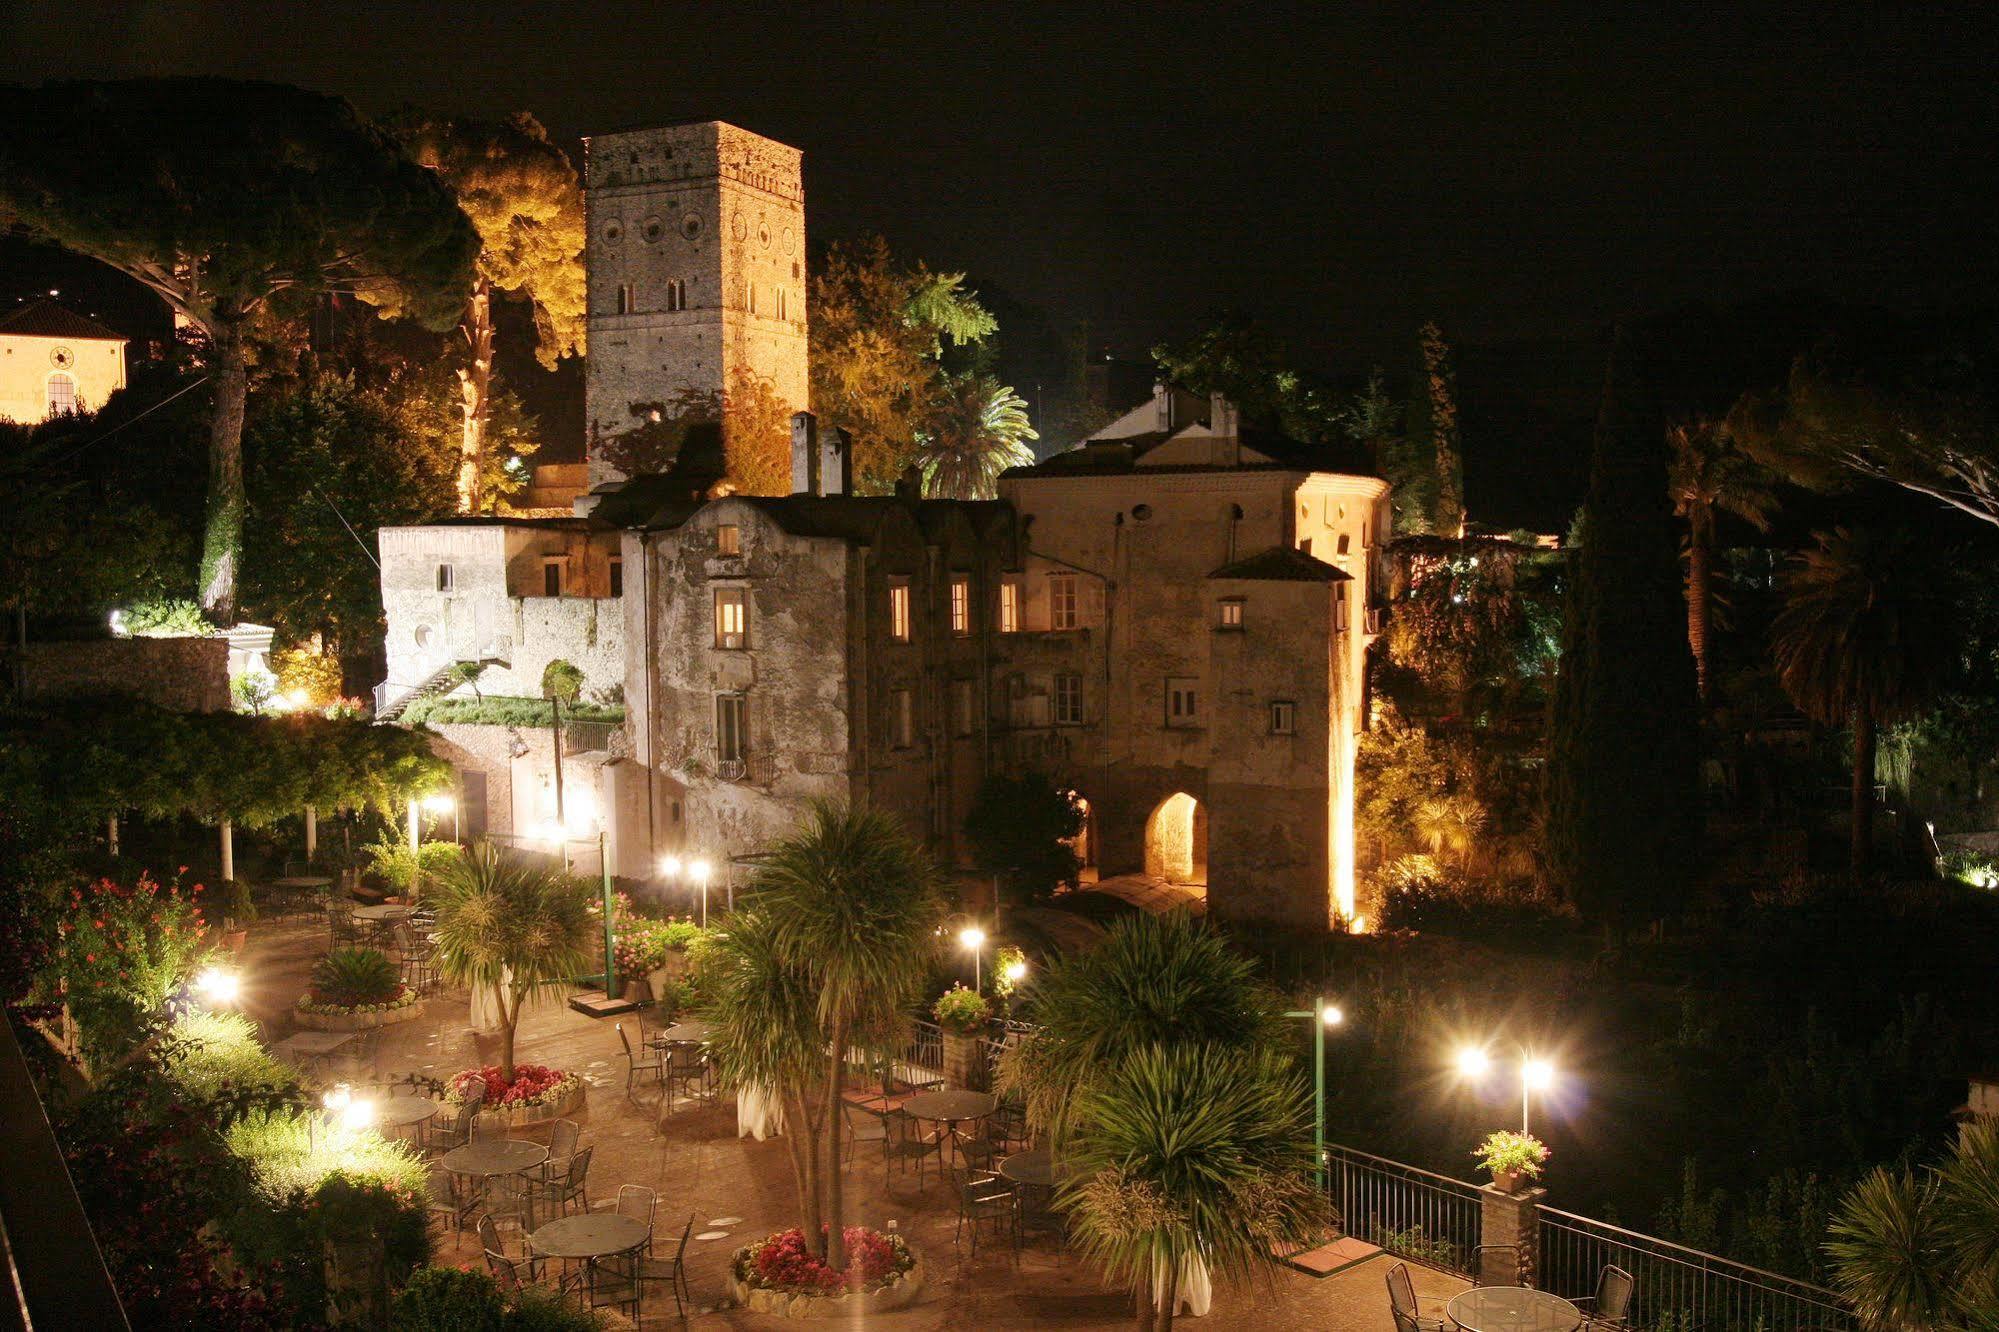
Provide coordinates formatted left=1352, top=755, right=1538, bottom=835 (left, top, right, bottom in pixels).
left=18, top=636, right=230, bottom=712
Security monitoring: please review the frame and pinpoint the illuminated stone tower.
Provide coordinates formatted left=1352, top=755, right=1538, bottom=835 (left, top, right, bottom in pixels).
left=582, top=121, right=808, bottom=488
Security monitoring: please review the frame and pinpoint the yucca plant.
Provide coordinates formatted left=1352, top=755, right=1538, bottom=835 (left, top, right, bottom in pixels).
left=428, top=843, right=597, bottom=1079
left=995, top=909, right=1280, bottom=1147
left=311, top=947, right=403, bottom=1007
left=1826, top=1122, right=1999, bottom=1329
left=1065, top=1042, right=1331, bottom=1332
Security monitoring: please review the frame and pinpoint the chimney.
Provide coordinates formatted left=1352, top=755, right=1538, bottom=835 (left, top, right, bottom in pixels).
left=790, top=411, right=820, bottom=496
left=819, top=425, right=852, bottom=497
left=1153, top=381, right=1173, bottom=431
left=1209, top=391, right=1239, bottom=442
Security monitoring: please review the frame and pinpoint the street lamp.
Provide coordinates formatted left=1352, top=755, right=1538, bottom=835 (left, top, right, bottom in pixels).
left=1283, top=997, right=1345, bottom=1188
left=1002, top=957, right=1028, bottom=987
left=1455, top=1044, right=1558, bottom=1134
left=689, top=858, right=712, bottom=928
left=959, top=925, right=987, bottom=992
left=194, top=966, right=240, bottom=1007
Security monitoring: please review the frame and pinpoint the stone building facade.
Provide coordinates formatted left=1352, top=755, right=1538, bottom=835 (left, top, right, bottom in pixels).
left=0, top=299, right=127, bottom=424
left=583, top=121, right=808, bottom=489
left=374, top=119, right=1391, bottom=930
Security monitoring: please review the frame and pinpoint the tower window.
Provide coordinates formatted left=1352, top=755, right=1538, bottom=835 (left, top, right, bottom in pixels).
left=1053, top=673, right=1084, bottom=726
left=46, top=372, right=76, bottom=416
left=1166, top=677, right=1199, bottom=728
left=1049, top=573, right=1078, bottom=630
left=715, top=693, right=746, bottom=765
left=716, top=524, right=740, bottom=556
left=1217, top=598, right=1244, bottom=629
left=1335, top=594, right=1350, bottom=632
left=1270, top=700, right=1297, bottom=735
left=714, top=587, right=748, bottom=649
left=608, top=558, right=623, bottom=597
left=665, top=280, right=687, bottom=312
left=617, top=283, right=635, bottom=315
left=1337, top=533, right=1351, bottom=555
left=999, top=580, right=1021, bottom=634
left=888, top=579, right=911, bottom=642
left=776, top=287, right=788, bottom=321
left=542, top=559, right=563, bottom=597
left=436, top=563, right=455, bottom=594
left=950, top=576, right=970, bottom=636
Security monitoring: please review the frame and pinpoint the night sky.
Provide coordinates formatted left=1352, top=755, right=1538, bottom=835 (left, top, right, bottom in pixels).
left=11, top=3, right=1999, bottom=522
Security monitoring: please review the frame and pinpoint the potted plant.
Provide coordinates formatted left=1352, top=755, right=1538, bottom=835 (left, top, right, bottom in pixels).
left=215, top=879, right=257, bottom=955
left=296, top=946, right=423, bottom=1030
left=933, top=984, right=993, bottom=1091
left=1472, top=1129, right=1549, bottom=1193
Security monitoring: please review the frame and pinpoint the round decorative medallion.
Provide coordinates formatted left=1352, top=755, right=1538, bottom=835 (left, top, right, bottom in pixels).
left=731, top=210, right=748, bottom=242
left=642, top=216, right=664, bottom=243
left=758, top=219, right=771, bottom=248
left=602, top=219, right=622, bottom=242
left=50, top=346, right=74, bottom=369
left=782, top=226, right=795, bottom=254
left=682, top=214, right=703, bottom=240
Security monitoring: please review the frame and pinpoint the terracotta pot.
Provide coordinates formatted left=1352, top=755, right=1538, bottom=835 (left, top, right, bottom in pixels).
left=1491, top=1169, right=1521, bottom=1193
left=221, top=928, right=249, bottom=956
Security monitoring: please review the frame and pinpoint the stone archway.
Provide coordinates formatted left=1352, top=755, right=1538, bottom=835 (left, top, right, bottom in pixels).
left=1144, top=791, right=1208, bottom=885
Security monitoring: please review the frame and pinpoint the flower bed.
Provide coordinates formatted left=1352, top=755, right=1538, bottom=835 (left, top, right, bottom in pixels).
left=293, top=985, right=424, bottom=1031
left=727, top=1227, right=922, bottom=1319
left=443, top=1064, right=585, bottom=1126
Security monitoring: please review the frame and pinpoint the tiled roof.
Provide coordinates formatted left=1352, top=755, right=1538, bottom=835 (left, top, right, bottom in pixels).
left=1208, top=545, right=1351, bottom=582
left=0, top=299, right=125, bottom=342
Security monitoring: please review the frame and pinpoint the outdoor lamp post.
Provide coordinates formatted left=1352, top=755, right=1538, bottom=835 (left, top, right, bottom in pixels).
left=1002, top=957, right=1028, bottom=987
left=689, top=858, right=712, bottom=928
left=194, top=966, right=240, bottom=1007
left=959, top=925, right=987, bottom=992
left=1283, top=998, right=1344, bottom=1188
left=1456, top=1044, right=1557, bottom=1134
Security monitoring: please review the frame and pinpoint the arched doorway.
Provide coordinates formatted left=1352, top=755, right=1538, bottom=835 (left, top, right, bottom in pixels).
left=1144, top=791, right=1207, bottom=885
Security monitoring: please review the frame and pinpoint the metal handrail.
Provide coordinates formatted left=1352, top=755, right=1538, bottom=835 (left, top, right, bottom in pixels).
left=1537, top=1205, right=1847, bottom=1297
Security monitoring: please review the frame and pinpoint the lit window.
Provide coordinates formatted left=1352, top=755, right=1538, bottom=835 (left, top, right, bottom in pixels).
left=1053, top=673, right=1084, bottom=726
left=715, top=693, right=746, bottom=765
left=950, top=576, right=970, bottom=636
left=1166, top=677, right=1199, bottom=728
left=999, top=580, right=1021, bottom=634
left=436, top=563, right=455, bottom=594
left=951, top=679, right=976, bottom=736
left=714, top=587, right=747, bottom=648
left=1270, top=700, right=1297, bottom=735
left=46, top=372, right=77, bottom=416
left=888, top=580, right=911, bottom=642
left=1218, top=598, right=1243, bottom=629
left=717, top=524, right=740, bottom=556
left=892, top=688, right=914, bottom=748
left=609, top=558, right=623, bottom=597
left=543, top=559, right=563, bottom=597
left=1049, top=573, right=1078, bottom=630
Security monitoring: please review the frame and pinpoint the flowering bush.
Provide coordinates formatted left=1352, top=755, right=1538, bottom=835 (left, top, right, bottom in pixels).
left=1473, top=1129, right=1550, bottom=1182
left=614, top=919, right=670, bottom=977
left=444, top=1064, right=581, bottom=1110
left=54, top=870, right=213, bottom=1065
left=731, top=1226, right=914, bottom=1295
left=932, top=982, right=991, bottom=1035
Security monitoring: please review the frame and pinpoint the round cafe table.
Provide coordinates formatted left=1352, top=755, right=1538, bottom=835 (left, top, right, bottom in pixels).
left=378, top=1092, right=440, bottom=1146
left=903, top=1089, right=998, bottom=1170
left=440, top=1139, right=547, bottom=1228
left=1446, top=1287, right=1583, bottom=1332
left=998, top=1146, right=1053, bottom=1187
left=650, top=1019, right=712, bottom=1047
left=531, top=1212, right=651, bottom=1261
left=352, top=903, right=412, bottom=923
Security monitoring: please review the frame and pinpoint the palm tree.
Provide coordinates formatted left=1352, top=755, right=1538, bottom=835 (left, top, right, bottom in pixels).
left=1826, top=1122, right=1999, bottom=1329
left=996, top=910, right=1280, bottom=1149
left=1066, top=1044, right=1331, bottom=1332
left=916, top=373, right=1039, bottom=500
left=1668, top=418, right=1779, bottom=703
left=428, top=843, right=596, bottom=1080
left=1770, top=527, right=1950, bottom=877
left=713, top=800, right=945, bottom=1269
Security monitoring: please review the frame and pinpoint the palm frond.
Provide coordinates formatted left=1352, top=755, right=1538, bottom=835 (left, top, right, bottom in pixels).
left=427, top=842, right=598, bottom=996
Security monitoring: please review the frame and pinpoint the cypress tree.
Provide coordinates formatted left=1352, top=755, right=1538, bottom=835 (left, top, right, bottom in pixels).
left=1545, top=325, right=1702, bottom=935
left=1403, top=321, right=1465, bottom=536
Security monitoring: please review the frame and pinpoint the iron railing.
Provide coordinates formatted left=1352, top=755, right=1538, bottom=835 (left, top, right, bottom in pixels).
left=1325, top=1143, right=1483, bottom=1277
left=1538, top=1206, right=1853, bottom=1332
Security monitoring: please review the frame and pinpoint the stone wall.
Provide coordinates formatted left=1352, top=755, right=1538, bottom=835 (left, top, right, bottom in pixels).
left=18, top=636, right=229, bottom=712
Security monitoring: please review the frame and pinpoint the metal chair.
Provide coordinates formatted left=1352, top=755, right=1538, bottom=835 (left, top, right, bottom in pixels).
left=528, top=1144, right=592, bottom=1220
left=661, top=1042, right=707, bottom=1110
left=1574, top=1264, right=1634, bottom=1327
left=616, top=1022, right=662, bottom=1090
left=953, top=1167, right=1017, bottom=1256
left=1472, top=1243, right=1524, bottom=1287
left=638, top=1214, right=696, bottom=1317
left=884, top=1108, right=944, bottom=1187
left=433, top=1083, right=485, bottom=1153
left=472, top=1110, right=510, bottom=1144
left=477, top=1210, right=538, bottom=1278
left=841, top=1099, right=890, bottom=1167
left=1387, top=1261, right=1448, bottom=1332
left=611, top=1183, right=658, bottom=1242
left=484, top=1247, right=528, bottom=1293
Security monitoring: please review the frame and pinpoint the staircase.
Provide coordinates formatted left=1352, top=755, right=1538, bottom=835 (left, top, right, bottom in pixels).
left=376, top=659, right=490, bottom=722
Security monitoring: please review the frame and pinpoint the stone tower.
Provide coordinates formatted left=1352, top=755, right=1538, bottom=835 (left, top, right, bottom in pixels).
left=582, top=121, right=809, bottom=489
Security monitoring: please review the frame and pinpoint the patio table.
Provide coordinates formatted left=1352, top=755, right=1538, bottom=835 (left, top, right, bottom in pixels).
left=378, top=1093, right=440, bottom=1146
left=269, top=1030, right=355, bottom=1069
left=1446, top=1286, right=1584, bottom=1332
left=441, top=1139, right=548, bottom=1228
left=648, top=1019, right=712, bottom=1047
left=903, top=1089, right=998, bottom=1170
left=268, top=875, right=334, bottom=889
left=352, top=904, right=412, bottom=923
left=532, top=1212, right=651, bottom=1306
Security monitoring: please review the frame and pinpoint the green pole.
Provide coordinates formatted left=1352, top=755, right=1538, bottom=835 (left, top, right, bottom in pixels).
left=600, top=830, right=616, bottom=996
left=1314, top=996, right=1327, bottom=1192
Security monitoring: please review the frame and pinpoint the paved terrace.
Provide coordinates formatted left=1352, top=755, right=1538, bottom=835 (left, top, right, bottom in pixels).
left=241, top=915, right=1466, bottom=1329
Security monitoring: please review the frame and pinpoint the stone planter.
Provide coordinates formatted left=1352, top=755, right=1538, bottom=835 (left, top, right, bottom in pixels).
left=728, top=1251, right=925, bottom=1320
left=447, top=1078, right=586, bottom=1130
left=295, top=999, right=426, bottom=1032
left=941, top=1030, right=986, bottom=1091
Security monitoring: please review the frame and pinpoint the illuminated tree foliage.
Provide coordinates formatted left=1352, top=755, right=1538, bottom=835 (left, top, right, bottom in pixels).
left=809, top=236, right=996, bottom=493
left=0, top=79, right=478, bottom=620
left=598, top=368, right=794, bottom=495
left=1389, top=321, right=1465, bottom=536
left=917, top=373, right=1039, bottom=499
left=394, top=113, right=586, bottom=513
left=1544, top=327, right=1701, bottom=933
left=1151, top=315, right=1341, bottom=443
left=1667, top=417, right=1778, bottom=703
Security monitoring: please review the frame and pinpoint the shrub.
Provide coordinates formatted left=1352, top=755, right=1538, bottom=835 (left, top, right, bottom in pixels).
left=224, top=1108, right=431, bottom=1203
left=658, top=918, right=706, bottom=951
left=1939, top=849, right=1999, bottom=890
left=273, top=648, right=344, bottom=708
left=122, top=597, right=214, bottom=637
left=1473, top=1129, right=1550, bottom=1181
left=362, top=837, right=464, bottom=893
left=162, top=1010, right=301, bottom=1101
left=1376, top=855, right=1569, bottom=940
left=51, top=871, right=215, bottom=1066
left=964, top=771, right=1085, bottom=906
left=309, top=946, right=405, bottom=1008
left=613, top=918, right=670, bottom=977
left=399, top=695, right=626, bottom=727
left=393, top=1267, right=505, bottom=1330
left=932, top=982, right=992, bottom=1035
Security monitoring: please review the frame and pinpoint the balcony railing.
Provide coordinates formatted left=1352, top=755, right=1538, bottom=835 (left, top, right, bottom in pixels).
left=1325, top=1143, right=1483, bottom=1277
